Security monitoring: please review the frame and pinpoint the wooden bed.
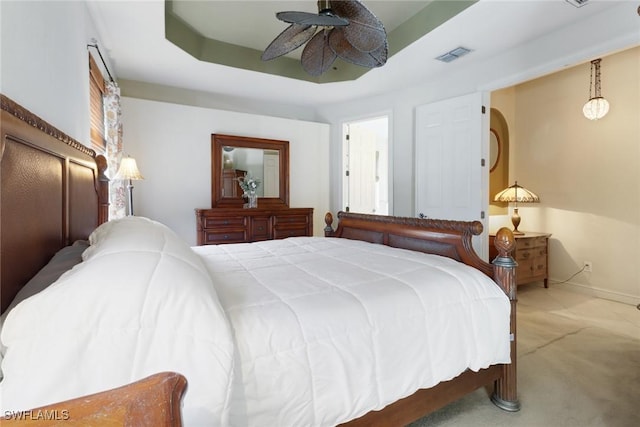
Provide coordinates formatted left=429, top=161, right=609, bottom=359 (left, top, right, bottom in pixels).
left=1, top=94, right=519, bottom=426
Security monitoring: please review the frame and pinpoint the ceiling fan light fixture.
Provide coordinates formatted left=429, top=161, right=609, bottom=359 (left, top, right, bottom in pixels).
left=265, top=1, right=387, bottom=76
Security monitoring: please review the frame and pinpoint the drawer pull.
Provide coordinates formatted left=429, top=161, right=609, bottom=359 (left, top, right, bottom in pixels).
left=223, top=234, right=229, bottom=239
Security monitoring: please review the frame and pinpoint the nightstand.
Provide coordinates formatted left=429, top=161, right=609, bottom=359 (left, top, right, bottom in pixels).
left=489, top=232, right=552, bottom=287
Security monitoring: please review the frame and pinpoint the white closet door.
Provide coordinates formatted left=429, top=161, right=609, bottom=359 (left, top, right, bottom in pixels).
left=415, top=92, right=489, bottom=259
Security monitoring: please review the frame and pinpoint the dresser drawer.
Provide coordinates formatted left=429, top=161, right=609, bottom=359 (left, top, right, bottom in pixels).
left=273, top=226, right=309, bottom=240
left=250, top=217, right=270, bottom=241
left=273, top=214, right=310, bottom=226
left=203, top=230, right=247, bottom=244
left=203, top=216, right=246, bottom=228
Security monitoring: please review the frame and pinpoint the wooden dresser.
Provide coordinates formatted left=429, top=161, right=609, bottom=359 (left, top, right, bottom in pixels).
left=195, top=208, right=314, bottom=245
left=489, top=231, right=551, bottom=287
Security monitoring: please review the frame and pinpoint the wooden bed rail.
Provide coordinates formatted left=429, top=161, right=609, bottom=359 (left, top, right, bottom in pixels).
left=1, top=372, right=187, bottom=426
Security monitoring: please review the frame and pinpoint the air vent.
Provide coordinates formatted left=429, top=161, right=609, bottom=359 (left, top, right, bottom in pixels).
left=435, top=46, right=472, bottom=63
left=565, top=0, right=589, bottom=8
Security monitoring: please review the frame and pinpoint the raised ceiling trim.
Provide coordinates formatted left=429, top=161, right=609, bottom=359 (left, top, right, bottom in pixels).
left=164, top=0, right=476, bottom=84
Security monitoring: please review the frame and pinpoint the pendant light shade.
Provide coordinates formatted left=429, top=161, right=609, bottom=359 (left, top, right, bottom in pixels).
left=583, top=58, right=610, bottom=120
left=583, top=97, right=610, bottom=121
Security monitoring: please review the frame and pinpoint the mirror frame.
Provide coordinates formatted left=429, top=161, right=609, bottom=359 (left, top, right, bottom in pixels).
left=489, top=128, right=501, bottom=173
left=211, top=134, right=289, bottom=208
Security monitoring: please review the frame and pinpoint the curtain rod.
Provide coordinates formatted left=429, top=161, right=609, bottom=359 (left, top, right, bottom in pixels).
left=87, top=42, right=115, bottom=83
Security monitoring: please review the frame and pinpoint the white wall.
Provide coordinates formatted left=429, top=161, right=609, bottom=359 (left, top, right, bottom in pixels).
left=121, top=97, right=330, bottom=245
left=507, top=47, right=639, bottom=305
left=0, top=0, right=107, bottom=143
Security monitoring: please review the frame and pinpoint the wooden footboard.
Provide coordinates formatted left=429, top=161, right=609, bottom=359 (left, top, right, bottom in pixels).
left=1, top=372, right=187, bottom=426
left=325, top=211, right=520, bottom=425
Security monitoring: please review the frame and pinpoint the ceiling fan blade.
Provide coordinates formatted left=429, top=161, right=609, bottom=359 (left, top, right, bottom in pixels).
left=329, top=27, right=387, bottom=68
left=276, top=10, right=348, bottom=27
left=330, top=0, right=386, bottom=53
left=301, top=29, right=337, bottom=76
left=261, top=24, right=317, bottom=61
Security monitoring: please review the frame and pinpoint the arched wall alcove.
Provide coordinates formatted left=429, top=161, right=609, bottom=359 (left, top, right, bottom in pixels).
left=489, top=108, right=509, bottom=215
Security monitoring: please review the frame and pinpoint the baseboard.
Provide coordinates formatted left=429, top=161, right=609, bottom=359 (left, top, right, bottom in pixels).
left=555, top=281, right=639, bottom=306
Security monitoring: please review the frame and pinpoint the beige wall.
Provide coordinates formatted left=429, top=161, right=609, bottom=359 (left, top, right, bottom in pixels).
left=491, top=46, right=640, bottom=304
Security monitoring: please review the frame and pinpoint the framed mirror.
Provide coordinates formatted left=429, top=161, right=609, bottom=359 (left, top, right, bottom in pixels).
left=211, top=134, right=289, bottom=208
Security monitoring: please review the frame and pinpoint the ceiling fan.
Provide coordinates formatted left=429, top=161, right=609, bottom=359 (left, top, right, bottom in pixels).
left=261, top=0, right=387, bottom=76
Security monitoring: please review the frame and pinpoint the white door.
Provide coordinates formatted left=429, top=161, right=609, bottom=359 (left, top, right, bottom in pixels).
left=263, top=151, right=279, bottom=197
left=415, top=92, right=489, bottom=259
left=343, top=117, right=389, bottom=215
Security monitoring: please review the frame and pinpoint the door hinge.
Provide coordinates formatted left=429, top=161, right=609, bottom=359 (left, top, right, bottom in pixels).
left=345, top=170, right=350, bottom=177
left=481, top=105, right=486, bottom=114
left=481, top=158, right=486, bottom=167
left=345, top=206, right=350, bottom=212
left=481, top=211, right=485, bottom=219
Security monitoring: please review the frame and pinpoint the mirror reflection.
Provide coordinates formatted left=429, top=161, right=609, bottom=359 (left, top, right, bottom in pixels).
left=222, top=147, right=280, bottom=198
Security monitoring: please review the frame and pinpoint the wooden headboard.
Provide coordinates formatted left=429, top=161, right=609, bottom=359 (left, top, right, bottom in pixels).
left=0, top=95, right=109, bottom=313
left=324, top=211, right=494, bottom=277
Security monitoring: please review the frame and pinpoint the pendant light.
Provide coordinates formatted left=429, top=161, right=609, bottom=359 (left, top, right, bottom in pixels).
left=583, top=58, right=610, bottom=120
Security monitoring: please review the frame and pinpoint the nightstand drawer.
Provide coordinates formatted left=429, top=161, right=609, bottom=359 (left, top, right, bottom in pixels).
left=517, top=256, right=547, bottom=279
left=515, top=247, right=547, bottom=261
left=517, top=236, right=547, bottom=249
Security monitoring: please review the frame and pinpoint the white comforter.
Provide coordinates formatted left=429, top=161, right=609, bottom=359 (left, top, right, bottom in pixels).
left=0, top=217, right=235, bottom=426
left=1, top=218, right=510, bottom=427
left=192, top=236, right=511, bottom=426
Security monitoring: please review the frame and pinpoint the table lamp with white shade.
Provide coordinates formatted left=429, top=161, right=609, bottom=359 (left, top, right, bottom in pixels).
left=114, top=156, right=144, bottom=216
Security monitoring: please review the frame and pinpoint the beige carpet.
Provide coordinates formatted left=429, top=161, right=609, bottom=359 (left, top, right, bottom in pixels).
left=409, top=284, right=640, bottom=427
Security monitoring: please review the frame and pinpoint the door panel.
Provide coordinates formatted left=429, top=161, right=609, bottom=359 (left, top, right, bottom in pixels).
left=415, top=92, right=489, bottom=259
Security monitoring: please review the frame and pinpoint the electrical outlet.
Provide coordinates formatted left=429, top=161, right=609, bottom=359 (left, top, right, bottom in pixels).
left=584, top=261, right=592, bottom=272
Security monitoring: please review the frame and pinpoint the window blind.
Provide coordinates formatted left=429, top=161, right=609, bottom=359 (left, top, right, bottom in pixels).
left=89, top=53, right=106, bottom=154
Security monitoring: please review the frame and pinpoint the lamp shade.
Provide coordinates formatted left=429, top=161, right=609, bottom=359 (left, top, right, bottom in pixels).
left=494, top=181, right=539, bottom=234
left=583, top=97, right=610, bottom=120
left=114, top=157, right=144, bottom=181
left=494, top=182, right=539, bottom=204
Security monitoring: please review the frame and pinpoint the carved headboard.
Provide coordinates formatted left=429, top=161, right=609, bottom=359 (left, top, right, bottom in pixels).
left=0, top=95, right=109, bottom=313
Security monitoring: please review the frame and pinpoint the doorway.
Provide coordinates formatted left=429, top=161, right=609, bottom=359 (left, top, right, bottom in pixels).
left=342, top=116, right=389, bottom=215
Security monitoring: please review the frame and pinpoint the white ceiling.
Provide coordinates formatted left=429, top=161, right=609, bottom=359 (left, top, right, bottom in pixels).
left=86, top=0, right=637, bottom=109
